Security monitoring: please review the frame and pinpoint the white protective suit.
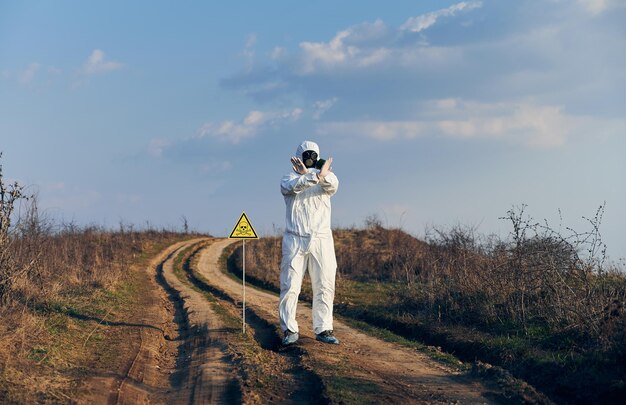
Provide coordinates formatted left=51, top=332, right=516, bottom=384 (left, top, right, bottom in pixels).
left=279, top=141, right=339, bottom=335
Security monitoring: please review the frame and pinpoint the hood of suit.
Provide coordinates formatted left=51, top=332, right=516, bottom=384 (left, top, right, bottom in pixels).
left=296, top=140, right=320, bottom=159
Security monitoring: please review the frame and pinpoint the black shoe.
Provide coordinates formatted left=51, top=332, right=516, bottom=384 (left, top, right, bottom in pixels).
left=282, top=330, right=299, bottom=345
left=316, top=330, right=339, bottom=344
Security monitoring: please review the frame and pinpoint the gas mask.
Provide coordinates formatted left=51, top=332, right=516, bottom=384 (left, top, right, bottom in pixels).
left=302, top=150, right=326, bottom=170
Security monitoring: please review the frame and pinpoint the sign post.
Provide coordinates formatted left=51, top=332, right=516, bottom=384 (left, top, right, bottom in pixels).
left=228, top=212, right=259, bottom=334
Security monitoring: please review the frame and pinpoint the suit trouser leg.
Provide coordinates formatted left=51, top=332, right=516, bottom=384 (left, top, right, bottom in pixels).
left=279, top=234, right=306, bottom=333
left=308, top=236, right=337, bottom=335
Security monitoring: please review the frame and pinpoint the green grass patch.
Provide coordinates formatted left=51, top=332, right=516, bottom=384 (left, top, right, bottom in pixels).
left=323, top=373, right=385, bottom=405
left=28, top=347, right=48, bottom=363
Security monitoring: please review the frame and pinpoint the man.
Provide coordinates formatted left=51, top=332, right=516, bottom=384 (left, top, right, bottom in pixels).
left=279, top=140, right=339, bottom=345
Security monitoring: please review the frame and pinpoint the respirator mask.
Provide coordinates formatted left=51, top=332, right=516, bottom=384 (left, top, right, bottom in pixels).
left=302, top=150, right=326, bottom=170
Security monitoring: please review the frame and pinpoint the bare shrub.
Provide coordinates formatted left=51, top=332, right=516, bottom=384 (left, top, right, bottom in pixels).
left=400, top=204, right=626, bottom=351
left=238, top=206, right=625, bottom=352
left=0, top=153, right=31, bottom=306
left=234, top=209, right=625, bottom=403
left=1, top=150, right=192, bottom=311
left=332, top=226, right=426, bottom=283
left=236, top=225, right=428, bottom=286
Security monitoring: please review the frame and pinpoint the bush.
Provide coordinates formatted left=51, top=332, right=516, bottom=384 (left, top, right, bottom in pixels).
left=238, top=206, right=625, bottom=353
left=0, top=152, right=30, bottom=306
left=235, top=208, right=626, bottom=403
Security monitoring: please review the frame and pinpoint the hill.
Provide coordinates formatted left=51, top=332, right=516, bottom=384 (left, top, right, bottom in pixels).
left=229, top=220, right=626, bottom=403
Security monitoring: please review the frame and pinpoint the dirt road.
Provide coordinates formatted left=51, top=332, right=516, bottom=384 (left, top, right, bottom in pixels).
left=193, top=238, right=505, bottom=404
left=157, top=241, right=240, bottom=404
left=80, top=239, right=239, bottom=404
left=81, top=238, right=516, bottom=404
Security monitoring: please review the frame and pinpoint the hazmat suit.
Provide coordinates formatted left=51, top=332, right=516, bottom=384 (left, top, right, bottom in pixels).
left=279, top=141, right=339, bottom=338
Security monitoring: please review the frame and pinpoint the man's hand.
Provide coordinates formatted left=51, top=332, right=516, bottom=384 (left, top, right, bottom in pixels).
left=291, top=156, right=308, bottom=175
left=318, top=157, right=333, bottom=180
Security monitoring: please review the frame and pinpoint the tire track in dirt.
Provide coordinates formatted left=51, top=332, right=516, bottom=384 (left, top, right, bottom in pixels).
left=156, top=239, right=241, bottom=404
left=114, top=315, right=146, bottom=405
left=181, top=240, right=328, bottom=404
left=79, top=239, right=195, bottom=405
left=196, top=238, right=507, bottom=404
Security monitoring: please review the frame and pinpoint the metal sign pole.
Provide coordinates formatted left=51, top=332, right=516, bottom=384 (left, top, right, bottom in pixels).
left=243, top=239, right=246, bottom=334
left=228, top=211, right=257, bottom=335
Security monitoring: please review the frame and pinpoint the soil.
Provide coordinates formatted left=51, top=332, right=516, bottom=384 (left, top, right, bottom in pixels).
left=195, top=239, right=507, bottom=404
left=76, top=238, right=529, bottom=404
left=79, top=238, right=239, bottom=404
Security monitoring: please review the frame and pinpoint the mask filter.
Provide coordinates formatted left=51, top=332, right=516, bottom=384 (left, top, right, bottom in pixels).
left=302, top=150, right=327, bottom=170
left=302, top=150, right=318, bottom=168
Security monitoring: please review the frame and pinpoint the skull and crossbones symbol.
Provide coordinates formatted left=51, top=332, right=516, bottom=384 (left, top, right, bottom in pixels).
left=237, top=221, right=250, bottom=235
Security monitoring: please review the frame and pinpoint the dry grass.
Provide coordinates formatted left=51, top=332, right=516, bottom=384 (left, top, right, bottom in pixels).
left=0, top=225, right=187, bottom=402
left=230, top=207, right=626, bottom=403
left=0, top=155, right=195, bottom=402
left=236, top=207, right=625, bottom=351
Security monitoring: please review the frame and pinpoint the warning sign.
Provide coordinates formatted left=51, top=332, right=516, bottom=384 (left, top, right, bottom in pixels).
left=228, top=212, right=259, bottom=239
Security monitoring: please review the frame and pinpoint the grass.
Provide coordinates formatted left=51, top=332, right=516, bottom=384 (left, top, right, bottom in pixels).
left=224, top=245, right=469, bottom=369
left=225, top=238, right=565, bottom=403
left=170, top=240, right=299, bottom=402
left=333, top=292, right=626, bottom=403
left=0, top=235, right=192, bottom=403
left=237, top=223, right=626, bottom=403
left=19, top=279, right=136, bottom=371
left=314, top=362, right=382, bottom=405
left=341, top=316, right=466, bottom=369
left=178, top=241, right=399, bottom=404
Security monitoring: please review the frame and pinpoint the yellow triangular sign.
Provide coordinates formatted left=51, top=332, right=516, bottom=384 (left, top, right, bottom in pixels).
left=228, top=212, right=259, bottom=239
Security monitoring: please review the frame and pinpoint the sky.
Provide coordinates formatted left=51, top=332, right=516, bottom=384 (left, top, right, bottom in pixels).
left=1, top=0, right=625, bottom=260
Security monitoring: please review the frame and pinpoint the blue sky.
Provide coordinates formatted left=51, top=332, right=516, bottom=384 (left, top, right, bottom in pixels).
left=1, top=0, right=625, bottom=260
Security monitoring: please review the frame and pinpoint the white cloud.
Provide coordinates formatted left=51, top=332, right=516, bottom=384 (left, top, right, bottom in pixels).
left=313, top=97, right=338, bottom=120
left=400, top=2, right=483, bottom=33
left=47, top=66, right=62, bottom=75
left=243, top=110, right=265, bottom=126
left=242, top=34, right=257, bottom=69
left=270, top=46, right=287, bottom=61
left=317, top=99, right=577, bottom=148
left=18, top=63, right=40, bottom=84
left=317, top=120, right=427, bottom=141
left=223, top=1, right=625, bottom=152
left=198, top=120, right=254, bottom=143
left=394, top=45, right=463, bottom=68
left=297, top=19, right=391, bottom=74
left=196, top=107, right=303, bottom=143
left=435, top=98, right=459, bottom=110
left=148, top=138, right=170, bottom=157
left=579, top=0, right=626, bottom=14
left=284, top=108, right=304, bottom=120
left=225, top=5, right=480, bottom=82
left=578, top=0, right=609, bottom=15
left=2, top=64, right=63, bottom=85
left=299, top=30, right=359, bottom=73
left=436, top=102, right=571, bottom=147
left=245, top=33, right=257, bottom=49
left=81, top=49, right=123, bottom=75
